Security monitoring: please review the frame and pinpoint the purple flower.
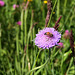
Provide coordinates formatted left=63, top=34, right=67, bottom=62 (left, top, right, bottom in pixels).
left=34, top=27, right=61, bottom=49
left=56, top=42, right=64, bottom=48
left=17, top=21, right=21, bottom=25
left=13, top=4, right=19, bottom=9
left=63, top=30, right=70, bottom=39
left=0, top=1, right=5, bottom=7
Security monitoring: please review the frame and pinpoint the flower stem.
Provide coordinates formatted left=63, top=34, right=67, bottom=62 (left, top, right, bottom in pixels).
left=26, top=58, right=49, bottom=75
left=49, top=48, right=51, bottom=58
left=30, top=49, right=42, bottom=75
left=47, top=0, right=57, bottom=27
left=0, top=24, right=1, bottom=52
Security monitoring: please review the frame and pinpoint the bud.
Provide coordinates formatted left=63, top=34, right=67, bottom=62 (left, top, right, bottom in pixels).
left=56, top=42, right=64, bottom=48
left=63, top=30, right=70, bottom=39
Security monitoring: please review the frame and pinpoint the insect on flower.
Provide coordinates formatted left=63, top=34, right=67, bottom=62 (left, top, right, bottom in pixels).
left=44, top=32, right=53, bottom=37
left=34, top=28, right=61, bottom=49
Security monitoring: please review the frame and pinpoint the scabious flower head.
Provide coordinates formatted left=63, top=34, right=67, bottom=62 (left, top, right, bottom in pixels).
left=17, top=21, right=21, bottom=26
left=63, top=30, right=70, bottom=39
left=0, top=1, right=5, bottom=7
left=13, top=4, right=19, bottom=9
left=34, top=27, right=61, bottom=49
left=56, top=42, right=64, bottom=48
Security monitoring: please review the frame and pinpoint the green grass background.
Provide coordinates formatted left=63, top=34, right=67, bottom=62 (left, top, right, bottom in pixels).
left=0, top=0, right=75, bottom=75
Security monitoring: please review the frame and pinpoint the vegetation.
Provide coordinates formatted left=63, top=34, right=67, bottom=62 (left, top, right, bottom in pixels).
left=0, top=0, right=75, bottom=75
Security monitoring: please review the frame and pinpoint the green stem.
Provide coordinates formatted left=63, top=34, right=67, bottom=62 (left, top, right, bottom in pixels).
left=57, top=0, right=60, bottom=19
left=47, top=0, right=57, bottom=27
left=21, top=9, right=24, bottom=75
left=44, top=49, right=47, bottom=75
left=63, top=0, right=67, bottom=14
left=24, top=10, right=28, bottom=45
left=26, top=58, right=49, bottom=75
left=60, top=50, right=64, bottom=75
left=51, top=50, right=54, bottom=75
left=66, top=57, right=73, bottom=75
left=0, top=24, right=1, bottom=52
left=15, top=26, right=21, bottom=75
left=35, top=68, right=43, bottom=75
left=16, top=27, right=19, bottom=55
left=30, top=50, right=41, bottom=75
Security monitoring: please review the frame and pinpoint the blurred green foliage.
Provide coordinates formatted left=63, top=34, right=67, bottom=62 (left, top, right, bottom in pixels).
left=0, top=0, right=75, bottom=75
